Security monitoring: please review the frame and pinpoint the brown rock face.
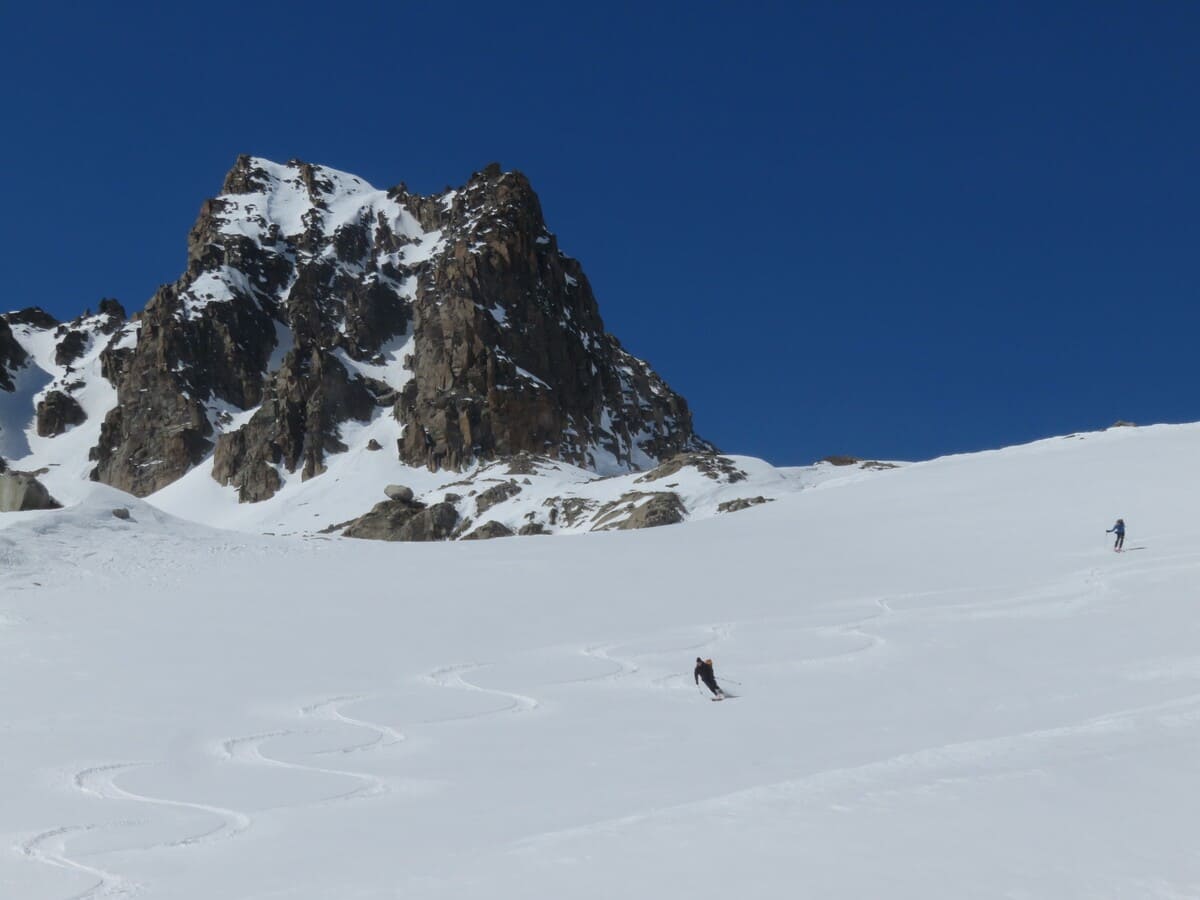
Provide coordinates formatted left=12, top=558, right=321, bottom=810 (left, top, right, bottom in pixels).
left=88, top=281, right=265, bottom=495
left=211, top=348, right=376, bottom=502
left=396, top=166, right=708, bottom=473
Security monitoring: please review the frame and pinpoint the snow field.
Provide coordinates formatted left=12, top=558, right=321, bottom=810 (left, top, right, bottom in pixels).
left=2, top=424, right=1200, bottom=897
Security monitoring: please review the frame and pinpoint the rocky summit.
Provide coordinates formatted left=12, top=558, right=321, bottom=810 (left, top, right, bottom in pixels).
left=1, top=158, right=706, bottom=494
left=0, top=157, right=882, bottom=540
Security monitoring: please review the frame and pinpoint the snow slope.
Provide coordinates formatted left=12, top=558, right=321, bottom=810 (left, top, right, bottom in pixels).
left=145, top=443, right=850, bottom=536
left=2, top=422, right=1199, bottom=898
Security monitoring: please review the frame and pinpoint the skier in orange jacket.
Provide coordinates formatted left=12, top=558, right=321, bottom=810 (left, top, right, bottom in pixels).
left=694, top=657, right=724, bottom=699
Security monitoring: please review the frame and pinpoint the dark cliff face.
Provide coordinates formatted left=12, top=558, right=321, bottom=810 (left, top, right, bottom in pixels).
left=84, top=155, right=711, bottom=499
left=395, top=164, right=706, bottom=472
left=0, top=317, right=29, bottom=392
left=90, top=281, right=276, bottom=495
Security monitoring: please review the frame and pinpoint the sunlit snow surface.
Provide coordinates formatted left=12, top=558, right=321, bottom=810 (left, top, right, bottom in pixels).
left=3, top=424, right=1200, bottom=898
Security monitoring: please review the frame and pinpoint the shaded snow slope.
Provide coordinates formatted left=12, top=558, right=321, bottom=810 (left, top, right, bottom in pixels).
left=3, top=422, right=1199, bottom=898
left=0, top=313, right=137, bottom=503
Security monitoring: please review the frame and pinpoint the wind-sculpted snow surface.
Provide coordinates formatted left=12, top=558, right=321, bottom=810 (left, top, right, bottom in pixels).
left=4, top=423, right=1200, bottom=898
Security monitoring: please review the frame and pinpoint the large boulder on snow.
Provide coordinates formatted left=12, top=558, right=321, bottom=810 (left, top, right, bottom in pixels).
left=384, top=484, right=414, bottom=503
left=36, top=390, right=87, bottom=437
left=0, top=472, right=61, bottom=512
left=341, top=499, right=459, bottom=542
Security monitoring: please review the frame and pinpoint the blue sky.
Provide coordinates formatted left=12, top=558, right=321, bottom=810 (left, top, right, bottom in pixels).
left=2, top=2, right=1196, bottom=465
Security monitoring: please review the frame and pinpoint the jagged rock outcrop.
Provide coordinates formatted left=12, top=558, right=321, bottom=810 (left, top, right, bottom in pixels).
left=475, top=480, right=522, bottom=515
left=211, top=348, right=376, bottom=502
left=5, top=308, right=60, bottom=330
left=718, top=496, right=773, bottom=514
left=461, top=520, right=515, bottom=540
left=616, top=493, right=687, bottom=530
left=636, top=452, right=747, bottom=485
left=36, top=391, right=86, bottom=437
left=543, top=496, right=598, bottom=529
left=97, top=299, right=127, bottom=330
left=592, top=491, right=687, bottom=531
left=91, top=276, right=281, bottom=495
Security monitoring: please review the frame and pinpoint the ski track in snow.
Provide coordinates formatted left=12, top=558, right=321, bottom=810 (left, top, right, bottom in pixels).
left=10, top=588, right=1021, bottom=900
left=19, top=696, right=403, bottom=899
left=595, top=605, right=893, bottom=692
left=800, top=597, right=892, bottom=665
left=17, top=759, right=251, bottom=900
left=218, top=727, right=388, bottom=807
left=16, top=561, right=1180, bottom=899
left=551, top=643, right=640, bottom=685
left=215, top=692, right=410, bottom=808
left=17, top=824, right=136, bottom=900
left=423, top=664, right=540, bottom=722
left=73, top=763, right=251, bottom=848
left=303, top=695, right=407, bottom=755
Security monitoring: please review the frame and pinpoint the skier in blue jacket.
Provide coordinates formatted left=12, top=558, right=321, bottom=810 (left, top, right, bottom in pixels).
left=1107, top=518, right=1126, bottom=551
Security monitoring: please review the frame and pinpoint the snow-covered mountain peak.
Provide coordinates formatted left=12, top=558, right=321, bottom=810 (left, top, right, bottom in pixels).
left=0, top=154, right=732, bottom=537
left=210, top=155, right=426, bottom=249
